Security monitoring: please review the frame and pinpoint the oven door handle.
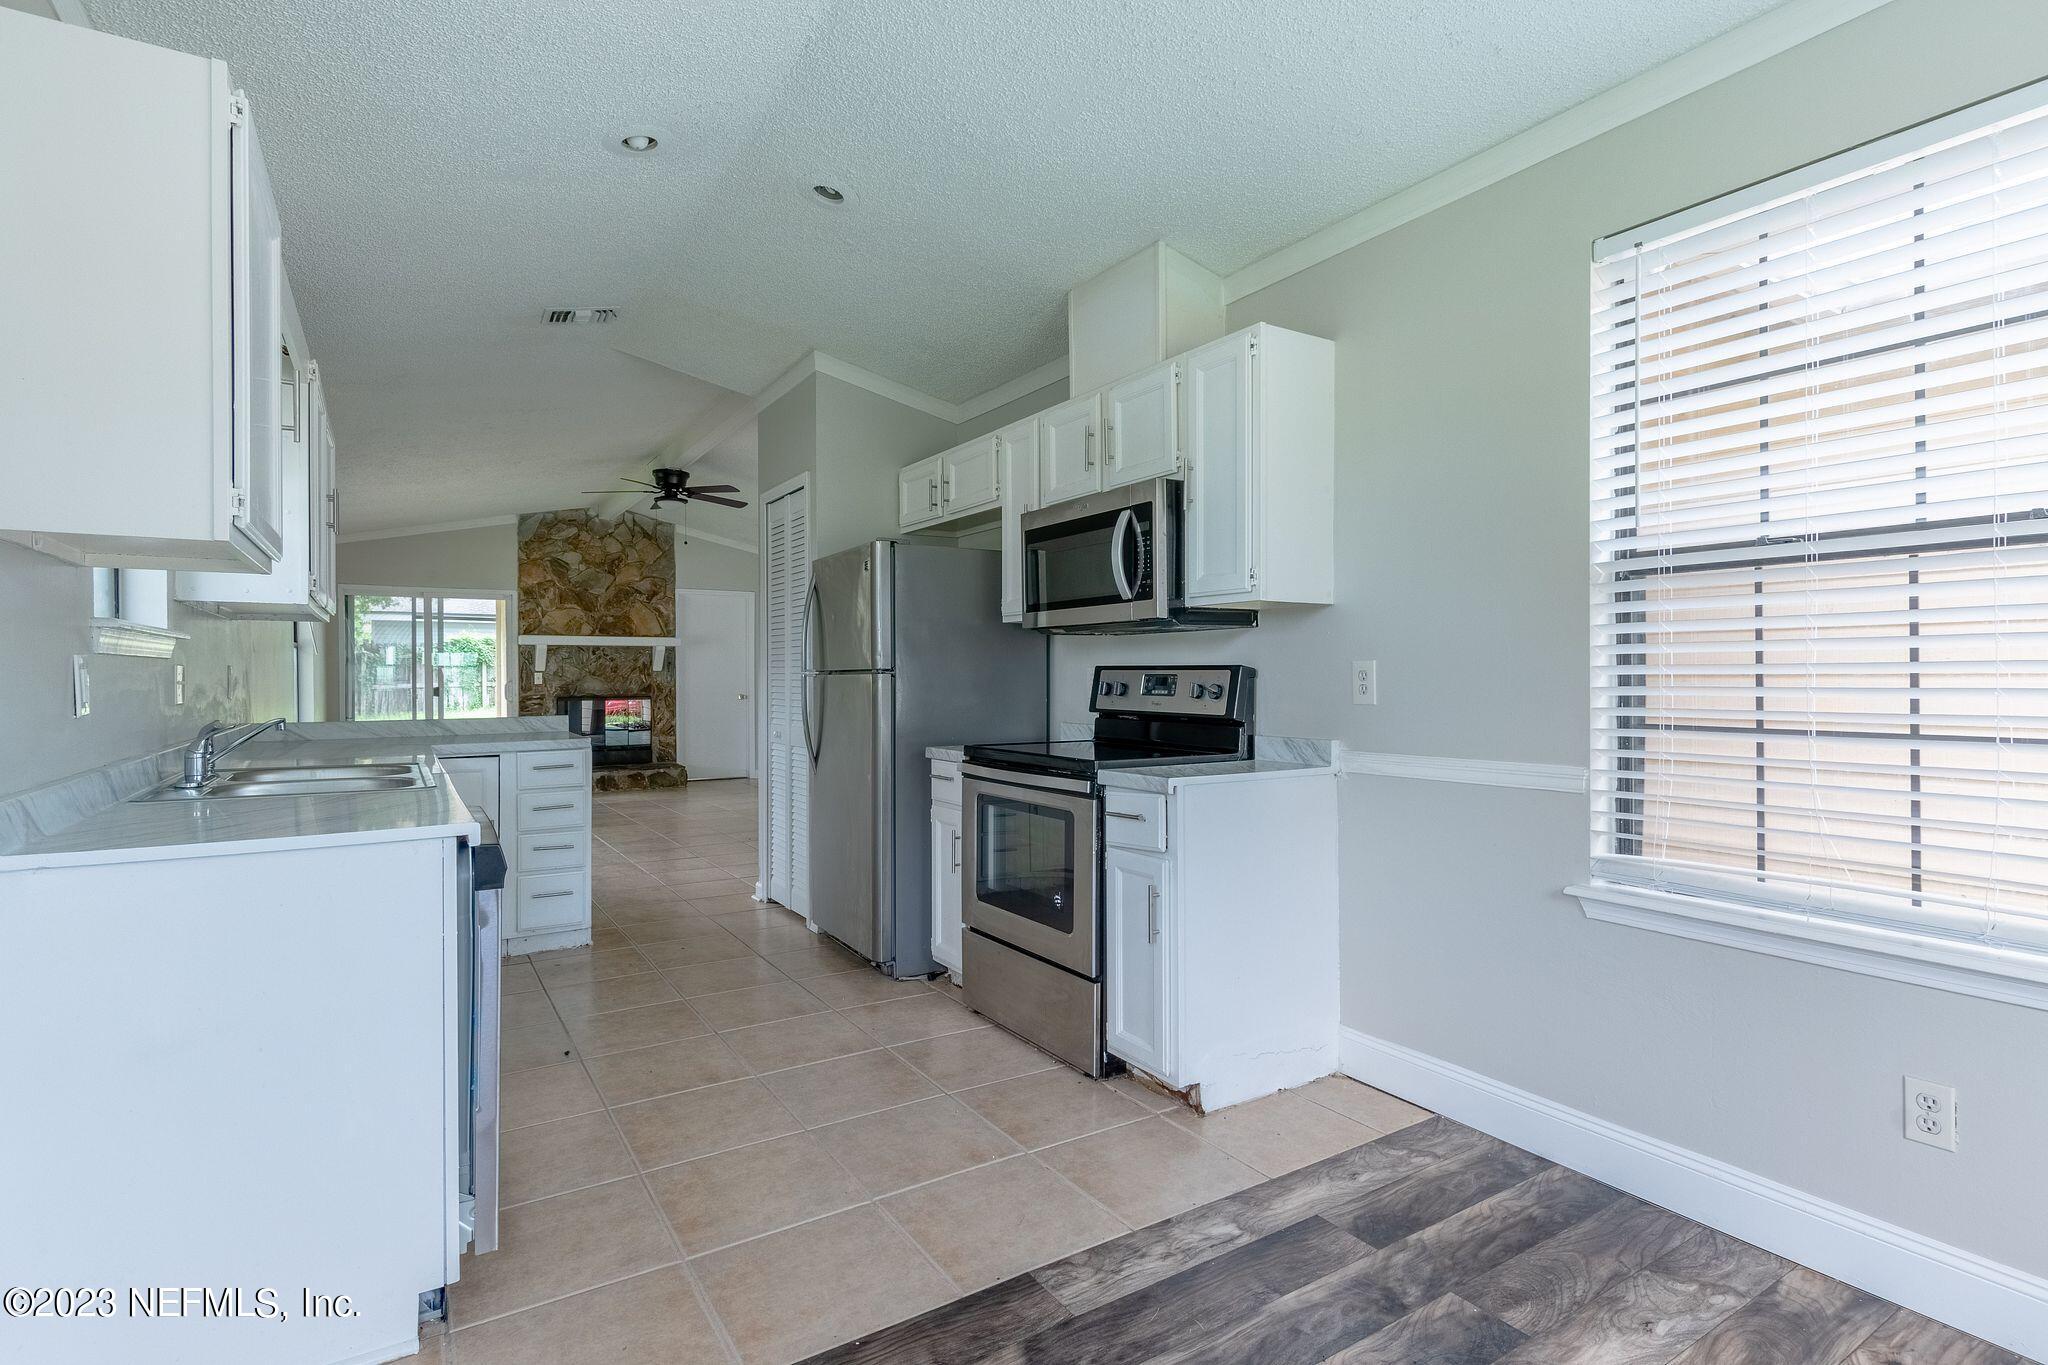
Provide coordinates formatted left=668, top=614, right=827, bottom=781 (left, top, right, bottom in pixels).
left=1109, top=508, right=1136, bottom=602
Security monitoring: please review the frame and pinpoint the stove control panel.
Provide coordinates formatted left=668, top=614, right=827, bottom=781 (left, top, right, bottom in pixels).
left=1089, top=666, right=1253, bottom=720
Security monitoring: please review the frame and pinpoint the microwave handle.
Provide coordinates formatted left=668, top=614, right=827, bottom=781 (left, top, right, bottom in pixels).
left=1110, top=508, right=1137, bottom=602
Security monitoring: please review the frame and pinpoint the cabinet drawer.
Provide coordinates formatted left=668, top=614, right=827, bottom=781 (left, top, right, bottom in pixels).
left=516, top=787, right=589, bottom=832
left=517, top=830, right=589, bottom=872
left=515, top=871, right=587, bottom=933
left=929, top=760, right=962, bottom=809
left=515, top=749, right=589, bottom=789
left=1103, top=789, right=1167, bottom=851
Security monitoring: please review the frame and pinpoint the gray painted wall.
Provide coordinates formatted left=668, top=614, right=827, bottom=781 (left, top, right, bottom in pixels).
left=679, top=538, right=759, bottom=592
left=0, top=539, right=297, bottom=797
left=1054, top=0, right=2048, bottom=1278
left=335, top=522, right=517, bottom=594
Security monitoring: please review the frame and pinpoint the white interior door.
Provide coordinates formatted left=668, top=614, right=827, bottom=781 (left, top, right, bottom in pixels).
left=678, top=589, right=756, bottom=780
left=763, top=486, right=811, bottom=915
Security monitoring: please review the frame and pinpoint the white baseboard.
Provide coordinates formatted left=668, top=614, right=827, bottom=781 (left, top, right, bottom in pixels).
left=1340, top=1028, right=2048, bottom=1359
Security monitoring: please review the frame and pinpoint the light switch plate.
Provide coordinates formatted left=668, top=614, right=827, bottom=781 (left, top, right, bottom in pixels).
left=71, top=653, right=90, bottom=717
left=174, top=663, right=185, bottom=705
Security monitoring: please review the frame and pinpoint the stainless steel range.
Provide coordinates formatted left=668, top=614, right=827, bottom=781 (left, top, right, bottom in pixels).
left=960, top=665, right=1255, bottom=1075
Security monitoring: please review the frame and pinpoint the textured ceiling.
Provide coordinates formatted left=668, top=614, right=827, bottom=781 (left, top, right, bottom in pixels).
left=83, top=0, right=1793, bottom=532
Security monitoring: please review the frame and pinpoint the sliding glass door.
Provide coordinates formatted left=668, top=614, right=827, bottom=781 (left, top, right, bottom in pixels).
left=346, top=594, right=510, bottom=720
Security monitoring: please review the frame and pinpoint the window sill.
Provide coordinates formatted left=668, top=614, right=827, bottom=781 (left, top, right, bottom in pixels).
left=1567, top=881, right=2048, bottom=1012
left=90, top=620, right=188, bottom=659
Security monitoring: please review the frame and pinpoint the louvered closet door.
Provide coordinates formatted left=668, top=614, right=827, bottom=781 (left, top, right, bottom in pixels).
left=763, top=486, right=811, bottom=916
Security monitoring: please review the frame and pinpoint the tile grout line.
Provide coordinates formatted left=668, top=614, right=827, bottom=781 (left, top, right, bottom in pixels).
left=543, top=957, right=749, bottom=1365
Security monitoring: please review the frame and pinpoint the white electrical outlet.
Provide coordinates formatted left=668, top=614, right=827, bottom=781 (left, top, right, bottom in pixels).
left=1904, top=1076, right=1957, bottom=1152
left=173, top=664, right=185, bottom=706
left=1351, top=660, right=1377, bottom=706
left=71, top=654, right=90, bottom=717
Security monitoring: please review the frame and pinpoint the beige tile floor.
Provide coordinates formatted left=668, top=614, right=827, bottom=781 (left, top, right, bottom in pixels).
left=401, top=778, right=1431, bottom=1365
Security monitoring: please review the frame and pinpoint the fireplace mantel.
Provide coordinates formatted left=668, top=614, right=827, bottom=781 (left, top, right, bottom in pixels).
left=518, top=634, right=674, bottom=684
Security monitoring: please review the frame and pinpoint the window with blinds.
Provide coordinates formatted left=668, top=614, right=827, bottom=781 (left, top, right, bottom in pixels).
left=1588, top=82, right=2048, bottom=966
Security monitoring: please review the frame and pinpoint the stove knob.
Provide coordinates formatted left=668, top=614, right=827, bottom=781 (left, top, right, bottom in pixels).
left=1112, top=682, right=1130, bottom=697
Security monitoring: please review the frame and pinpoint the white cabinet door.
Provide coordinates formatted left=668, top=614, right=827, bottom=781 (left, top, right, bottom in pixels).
left=0, top=19, right=274, bottom=572
left=1182, top=332, right=1257, bottom=603
left=997, top=417, right=1039, bottom=623
left=899, top=455, right=942, bottom=529
left=239, top=129, right=287, bottom=563
left=765, top=486, right=811, bottom=916
left=1104, top=847, right=1171, bottom=1079
left=929, top=799, right=963, bottom=974
left=1104, top=360, right=1180, bottom=489
left=1037, top=393, right=1102, bottom=506
left=438, top=756, right=500, bottom=825
left=941, top=436, right=1001, bottom=515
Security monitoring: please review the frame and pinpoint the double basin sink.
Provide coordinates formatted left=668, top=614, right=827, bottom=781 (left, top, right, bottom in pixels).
left=136, top=762, right=436, bottom=801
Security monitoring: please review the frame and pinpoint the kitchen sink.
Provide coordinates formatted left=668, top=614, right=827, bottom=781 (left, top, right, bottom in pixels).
left=133, top=762, right=436, bottom=801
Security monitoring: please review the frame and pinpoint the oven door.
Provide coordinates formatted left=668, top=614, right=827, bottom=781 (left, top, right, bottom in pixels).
left=1021, top=479, right=1172, bottom=630
left=961, top=765, right=1099, bottom=978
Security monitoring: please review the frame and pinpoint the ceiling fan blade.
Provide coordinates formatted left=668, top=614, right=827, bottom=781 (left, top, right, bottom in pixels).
left=687, top=493, right=749, bottom=509
left=686, top=483, right=739, bottom=494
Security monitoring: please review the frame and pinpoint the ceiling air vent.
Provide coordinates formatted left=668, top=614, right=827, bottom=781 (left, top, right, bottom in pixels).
left=544, top=307, right=621, bottom=325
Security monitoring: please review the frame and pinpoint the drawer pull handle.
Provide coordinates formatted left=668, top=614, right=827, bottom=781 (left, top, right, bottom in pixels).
left=535, top=802, right=574, bottom=812
left=535, top=843, right=574, bottom=852
left=533, top=889, right=574, bottom=900
left=932, top=774, right=955, bottom=783
left=1106, top=810, right=1146, bottom=822
left=532, top=762, right=575, bottom=771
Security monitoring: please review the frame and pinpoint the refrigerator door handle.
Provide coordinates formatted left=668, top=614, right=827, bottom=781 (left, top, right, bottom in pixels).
left=802, top=579, right=822, bottom=764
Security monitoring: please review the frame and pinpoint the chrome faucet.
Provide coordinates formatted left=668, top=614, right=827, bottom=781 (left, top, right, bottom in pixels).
left=177, top=717, right=288, bottom=790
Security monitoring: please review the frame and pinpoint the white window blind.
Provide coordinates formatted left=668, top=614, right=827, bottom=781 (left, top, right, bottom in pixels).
left=1589, top=84, right=2048, bottom=961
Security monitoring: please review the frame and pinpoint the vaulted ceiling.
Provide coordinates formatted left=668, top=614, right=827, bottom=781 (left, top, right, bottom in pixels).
left=81, top=0, right=1795, bottom=533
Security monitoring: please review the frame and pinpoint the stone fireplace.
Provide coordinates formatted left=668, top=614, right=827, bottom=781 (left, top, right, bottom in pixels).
left=515, top=509, right=684, bottom=786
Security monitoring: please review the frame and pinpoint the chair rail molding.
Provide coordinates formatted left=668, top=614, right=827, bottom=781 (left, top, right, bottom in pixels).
left=1339, top=747, right=1588, bottom=793
left=1341, top=1028, right=2048, bottom=1361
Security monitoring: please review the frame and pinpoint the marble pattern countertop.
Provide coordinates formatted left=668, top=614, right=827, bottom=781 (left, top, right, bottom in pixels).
left=0, top=721, right=586, bottom=868
left=925, top=744, right=966, bottom=762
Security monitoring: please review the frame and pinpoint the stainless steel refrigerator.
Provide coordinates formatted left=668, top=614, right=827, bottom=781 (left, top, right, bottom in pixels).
left=803, top=541, right=1047, bottom=977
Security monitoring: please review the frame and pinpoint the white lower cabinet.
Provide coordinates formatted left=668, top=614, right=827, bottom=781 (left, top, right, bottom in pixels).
left=442, top=744, right=593, bottom=953
left=1104, top=845, right=1170, bottom=1078
left=929, top=758, right=964, bottom=975
left=1102, top=771, right=1339, bottom=1112
left=930, top=798, right=963, bottom=975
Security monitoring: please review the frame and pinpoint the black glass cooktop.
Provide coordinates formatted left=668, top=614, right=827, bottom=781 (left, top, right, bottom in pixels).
left=963, top=738, right=1242, bottom=778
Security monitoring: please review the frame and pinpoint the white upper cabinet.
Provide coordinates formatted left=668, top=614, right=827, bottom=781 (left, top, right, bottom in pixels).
left=997, top=417, right=1039, bottom=623
left=898, top=455, right=943, bottom=529
left=177, top=276, right=334, bottom=619
left=940, top=435, right=1000, bottom=516
left=0, top=13, right=285, bottom=573
left=1104, top=359, right=1180, bottom=489
left=1037, top=393, right=1102, bottom=506
left=1181, top=325, right=1335, bottom=608
left=898, top=435, right=1002, bottom=531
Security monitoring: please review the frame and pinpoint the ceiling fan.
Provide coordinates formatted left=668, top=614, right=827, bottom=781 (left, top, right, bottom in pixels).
left=584, top=467, right=749, bottom=511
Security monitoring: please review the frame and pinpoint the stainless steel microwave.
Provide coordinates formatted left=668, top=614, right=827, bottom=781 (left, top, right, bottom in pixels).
left=1020, top=478, right=1257, bottom=633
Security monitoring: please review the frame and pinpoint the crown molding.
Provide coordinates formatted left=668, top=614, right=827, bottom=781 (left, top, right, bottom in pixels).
left=1222, top=0, right=1900, bottom=303
left=752, top=350, right=1068, bottom=427
left=336, top=515, right=517, bottom=544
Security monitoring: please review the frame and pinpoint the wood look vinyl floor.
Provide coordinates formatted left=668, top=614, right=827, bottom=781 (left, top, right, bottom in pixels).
left=801, top=1116, right=2033, bottom=1365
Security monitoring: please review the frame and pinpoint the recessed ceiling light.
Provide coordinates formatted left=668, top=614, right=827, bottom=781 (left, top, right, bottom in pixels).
left=620, top=134, right=658, bottom=152
left=812, top=184, right=845, bottom=204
